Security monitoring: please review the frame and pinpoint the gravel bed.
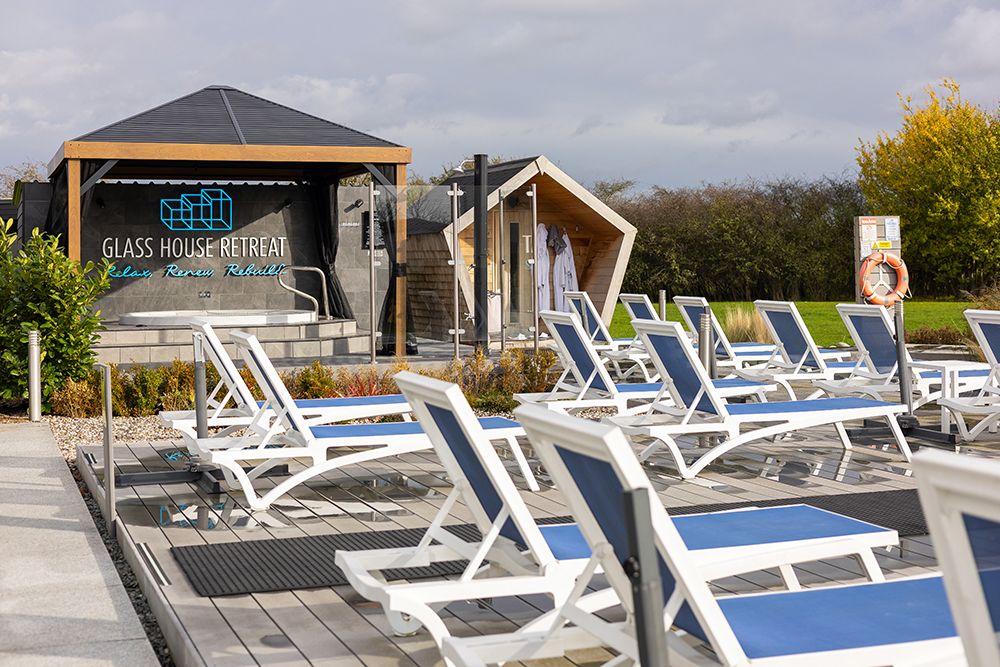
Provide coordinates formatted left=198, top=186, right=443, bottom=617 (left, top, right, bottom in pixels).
left=44, top=415, right=177, bottom=666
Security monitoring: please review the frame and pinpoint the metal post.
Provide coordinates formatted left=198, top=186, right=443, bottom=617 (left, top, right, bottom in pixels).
left=498, top=192, right=506, bottom=353
left=658, top=290, right=667, bottom=321
left=528, top=184, right=539, bottom=353
left=705, top=305, right=717, bottom=379
left=699, top=313, right=713, bottom=374
left=473, top=154, right=489, bottom=353
left=895, top=301, right=914, bottom=414
left=368, top=182, right=379, bottom=364
left=449, top=185, right=464, bottom=360
left=98, top=363, right=116, bottom=538
left=27, top=330, right=41, bottom=422
left=193, top=332, right=208, bottom=440
left=623, top=487, right=668, bottom=666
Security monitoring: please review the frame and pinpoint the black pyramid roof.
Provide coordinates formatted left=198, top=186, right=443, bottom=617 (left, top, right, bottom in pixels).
left=74, top=85, right=401, bottom=148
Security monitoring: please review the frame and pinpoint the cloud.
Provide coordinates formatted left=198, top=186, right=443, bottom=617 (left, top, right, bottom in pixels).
left=942, top=6, right=1000, bottom=74
left=662, top=91, right=781, bottom=129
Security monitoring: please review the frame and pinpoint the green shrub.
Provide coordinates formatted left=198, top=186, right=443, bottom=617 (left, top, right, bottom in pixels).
left=0, top=220, right=110, bottom=405
left=47, top=348, right=561, bottom=418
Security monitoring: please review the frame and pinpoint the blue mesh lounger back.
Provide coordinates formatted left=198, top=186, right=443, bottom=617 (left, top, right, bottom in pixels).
left=552, top=322, right=611, bottom=394
left=627, top=300, right=655, bottom=322
left=567, top=294, right=607, bottom=344
left=679, top=303, right=727, bottom=355
left=553, top=442, right=707, bottom=642
left=645, top=330, right=717, bottom=414
left=963, top=514, right=1000, bottom=637
left=243, top=340, right=312, bottom=436
left=767, top=310, right=819, bottom=368
left=980, top=323, right=1000, bottom=363
left=425, top=404, right=524, bottom=545
left=847, top=313, right=898, bottom=373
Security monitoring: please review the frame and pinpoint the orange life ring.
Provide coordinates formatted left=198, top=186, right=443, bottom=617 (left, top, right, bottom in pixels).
left=859, top=251, right=909, bottom=306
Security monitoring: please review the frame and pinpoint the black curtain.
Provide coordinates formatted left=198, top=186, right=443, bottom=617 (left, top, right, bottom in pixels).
left=43, top=167, right=68, bottom=241
left=308, top=178, right=354, bottom=319
left=375, top=165, right=416, bottom=354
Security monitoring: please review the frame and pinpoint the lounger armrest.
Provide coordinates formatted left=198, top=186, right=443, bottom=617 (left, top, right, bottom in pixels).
left=698, top=536, right=865, bottom=581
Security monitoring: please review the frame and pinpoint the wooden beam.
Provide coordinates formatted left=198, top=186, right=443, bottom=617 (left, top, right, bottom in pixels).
left=80, top=159, right=118, bottom=195
left=56, top=141, right=411, bottom=168
left=395, top=164, right=407, bottom=358
left=67, top=159, right=81, bottom=262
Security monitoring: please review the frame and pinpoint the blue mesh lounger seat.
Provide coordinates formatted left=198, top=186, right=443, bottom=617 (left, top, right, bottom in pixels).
left=336, top=372, right=899, bottom=660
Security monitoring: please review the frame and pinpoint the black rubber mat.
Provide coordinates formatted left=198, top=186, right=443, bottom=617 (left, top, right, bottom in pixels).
left=172, top=489, right=924, bottom=597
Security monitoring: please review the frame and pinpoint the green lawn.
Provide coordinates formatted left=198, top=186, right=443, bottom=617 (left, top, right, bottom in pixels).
left=609, top=300, right=972, bottom=347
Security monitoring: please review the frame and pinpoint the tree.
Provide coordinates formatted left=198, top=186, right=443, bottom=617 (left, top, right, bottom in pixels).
left=0, top=160, right=46, bottom=199
left=857, top=80, right=1000, bottom=293
left=0, top=219, right=110, bottom=404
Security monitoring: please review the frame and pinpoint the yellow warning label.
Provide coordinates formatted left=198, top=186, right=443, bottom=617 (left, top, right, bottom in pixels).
left=871, top=240, right=893, bottom=249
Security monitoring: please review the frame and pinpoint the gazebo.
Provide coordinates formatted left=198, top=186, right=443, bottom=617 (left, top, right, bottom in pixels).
left=44, top=85, right=412, bottom=355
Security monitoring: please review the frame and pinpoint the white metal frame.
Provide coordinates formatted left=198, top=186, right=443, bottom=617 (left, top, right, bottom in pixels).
left=815, top=304, right=990, bottom=414
left=916, top=449, right=1000, bottom=667
left=205, top=331, right=534, bottom=510
left=443, top=405, right=963, bottom=667
left=611, top=320, right=910, bottom=479
left=158, top=320, right=412, bottom=451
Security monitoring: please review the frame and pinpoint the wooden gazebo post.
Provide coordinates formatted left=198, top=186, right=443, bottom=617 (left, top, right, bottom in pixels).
left=67, top=158, right=81, bottom=261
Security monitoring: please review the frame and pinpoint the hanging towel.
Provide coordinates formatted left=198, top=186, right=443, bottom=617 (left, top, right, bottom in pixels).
left=535, top=223, right=551, bottom=312
left=554, top=231, right=579, bottom=311
left=547, top=224, right=567, bottom=255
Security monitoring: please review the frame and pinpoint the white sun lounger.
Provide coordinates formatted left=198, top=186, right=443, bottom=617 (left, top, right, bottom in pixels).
left=158, top=320, right=412, bottom=453
left=442, top=407, right=964, bottom=667
left=605, top=293, right=664, bottom=381
left=516, top=311, right=775, bottom=414
left=916, top=449, right=1000, bottom=667
left=735, top=300, right=857, bottom=398
left=815, top=304, right=990, bottom=413
left=563, top=290, right=636, bottom=351
left=907, top=309, right=998, bottom=441
left=610, top=320, right=911, bottom=478
left=203, top=331, right=534, bottom=510
left=674, top=295, right=774, bottom=362
left=337, top=372, right=899, bottom=660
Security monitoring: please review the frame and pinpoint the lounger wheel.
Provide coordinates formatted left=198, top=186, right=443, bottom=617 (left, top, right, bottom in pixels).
left=386, top=609, right=423, bottom=637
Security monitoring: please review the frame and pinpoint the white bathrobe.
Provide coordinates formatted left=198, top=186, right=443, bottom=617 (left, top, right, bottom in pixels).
left=535, top=223, right=551, bottom=312
left=554, top=231, right=579, bottom=311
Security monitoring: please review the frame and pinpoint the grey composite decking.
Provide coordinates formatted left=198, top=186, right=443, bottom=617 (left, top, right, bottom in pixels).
left=77, top=409, right=986, bottom=667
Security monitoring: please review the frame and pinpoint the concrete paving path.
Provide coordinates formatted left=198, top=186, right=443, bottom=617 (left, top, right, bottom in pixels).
left=0, top=422, right=157, bottom=666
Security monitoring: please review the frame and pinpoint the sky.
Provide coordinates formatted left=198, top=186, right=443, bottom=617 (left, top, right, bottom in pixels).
left=1, top=1, right=999, bottom=189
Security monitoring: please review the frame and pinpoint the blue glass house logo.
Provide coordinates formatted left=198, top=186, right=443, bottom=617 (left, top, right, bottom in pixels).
left=160, top=189, right=233, bottom=231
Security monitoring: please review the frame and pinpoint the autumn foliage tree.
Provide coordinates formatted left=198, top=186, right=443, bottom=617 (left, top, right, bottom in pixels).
left=857, top=80, right=1000, bottom=293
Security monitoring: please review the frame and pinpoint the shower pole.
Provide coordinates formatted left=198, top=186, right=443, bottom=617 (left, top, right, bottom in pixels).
left=449, top=184, right=464, bottom=360
left=528, top=183, right=539, bottom=352
left=368, top=182, right=378, bottom=365
left=498, top=190, right=506, bottom=352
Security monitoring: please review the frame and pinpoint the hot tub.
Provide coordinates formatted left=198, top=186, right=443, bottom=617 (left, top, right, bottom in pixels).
left=117, top=309, right=317, bottom=327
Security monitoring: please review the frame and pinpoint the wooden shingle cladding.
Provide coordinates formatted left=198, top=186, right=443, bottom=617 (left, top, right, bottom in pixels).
left=446, top=156, right=635, bottom=326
